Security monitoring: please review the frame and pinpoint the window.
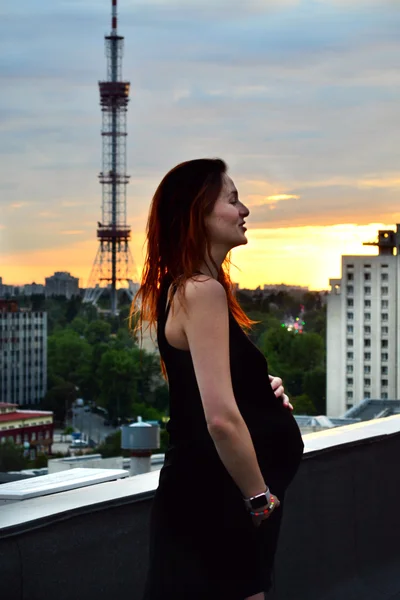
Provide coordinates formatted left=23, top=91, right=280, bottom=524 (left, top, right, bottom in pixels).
left=347, top=352, right=354, bottom=360
left=364, top=264, right=371, bottom=269
left=381, top=287, right=389, bottom=295
left=381, top=300, right=389, bottom=309
left=347, top=264, right=354, bottom=269
left=381, top=339, right=388, bottom=348
left=381, top=264, right=388, bottom=268
left=347, top=377, right=353, bottom=385
left=364, top=339, right=371, bottom=347
left=347, top=312, right=354, bottom=320
left=381, top=366, right=388, bottom=375
left=364, top=286, right=371, bottom=295
left=364, top=366, right=371, bottom=374
left=364, top=378, right=371, bottom=387
left=381, top=313, right=388, bottom=322
left=381, top=273, right=389, bottom=281
left=347, top=391, right=353, bottom=399
left=382, top=353, right=389, bottom=361
left=347, top=339, right=354, bottom=347
left=382, top=326, right=389, bottom=335
left=382, top=392, right=388, bottom=399
left=347, top=325, right=354, bottom=334
left=364, top=352, right=371, bottom=360
left=364, top=392, right=371, bottom=399
left=364, top=300, right=371, bottom=308
left=364, top=326, right=371, bottom=334
left=31, top=432, right=36, bottom=441
left=347, top=273, right=354, bottom=281
left=347, top=299, right=354, bottom=307
left=364, top=313, right=371, bottom=321
left=347, top=286, right=354, bottom=295
left=381, top=379, right=388, bottom=387
left=364, top=272, right=371, bottom=281
left=347, top=365, right=353, bottom=374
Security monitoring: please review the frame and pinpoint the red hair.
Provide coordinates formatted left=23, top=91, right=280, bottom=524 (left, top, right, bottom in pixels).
left=131, top=158, right=256, bottom=378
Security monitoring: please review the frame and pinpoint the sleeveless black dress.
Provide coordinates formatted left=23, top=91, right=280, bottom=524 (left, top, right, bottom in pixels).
left=142, top=275, right=304, bottom=600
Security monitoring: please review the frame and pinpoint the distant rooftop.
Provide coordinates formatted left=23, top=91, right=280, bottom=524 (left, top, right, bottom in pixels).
left=344, top=398, right=400, bottom=421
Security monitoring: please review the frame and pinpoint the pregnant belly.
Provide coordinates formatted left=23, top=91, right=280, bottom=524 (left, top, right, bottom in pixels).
left=249, top=409, right=304, bottom=477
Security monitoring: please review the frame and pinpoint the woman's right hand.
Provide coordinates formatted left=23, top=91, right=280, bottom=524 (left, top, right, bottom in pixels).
left=251, top=494, right=281, bottom=527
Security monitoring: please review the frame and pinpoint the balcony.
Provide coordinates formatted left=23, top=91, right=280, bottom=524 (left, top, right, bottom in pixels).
left=1, top=416, right=400, bottom=600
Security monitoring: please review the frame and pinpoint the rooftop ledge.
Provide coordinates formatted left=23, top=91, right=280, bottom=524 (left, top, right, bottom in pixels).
left=1, top=416, right=400, bottom=600
left=1, top=415, right=399, bottom=537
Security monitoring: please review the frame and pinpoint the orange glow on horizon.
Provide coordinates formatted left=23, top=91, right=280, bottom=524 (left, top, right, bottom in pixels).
left=0, top=223, right=393, bottom=292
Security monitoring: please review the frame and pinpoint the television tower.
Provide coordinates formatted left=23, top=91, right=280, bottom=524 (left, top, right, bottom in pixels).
left=84, top=0, right=137, bottom=315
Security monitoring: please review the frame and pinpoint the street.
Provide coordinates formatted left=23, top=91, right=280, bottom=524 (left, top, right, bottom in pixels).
left=72, top=407, right=119, bottom=446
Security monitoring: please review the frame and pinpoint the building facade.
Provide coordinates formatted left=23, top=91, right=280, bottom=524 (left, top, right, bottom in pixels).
left=327, top=226, right=400, bottom=416
left=0, top=277, right=15, bottom=298
left=0, top=402, right=53, bottom=455
left=0, top=301, right=47, bottom=405
left=45, top=271, right=79, bottom=299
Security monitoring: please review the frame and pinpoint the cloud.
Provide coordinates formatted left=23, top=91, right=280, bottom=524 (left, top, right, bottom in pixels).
left=1, top=0, right=400, bottom=287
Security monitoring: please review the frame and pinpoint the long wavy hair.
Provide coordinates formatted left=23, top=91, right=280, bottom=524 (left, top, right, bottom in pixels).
left=131, top=158, right=256, bottom=378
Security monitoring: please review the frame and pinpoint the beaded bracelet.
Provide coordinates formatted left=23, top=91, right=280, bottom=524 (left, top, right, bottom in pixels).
left=249, top=497, right=276, bottom=517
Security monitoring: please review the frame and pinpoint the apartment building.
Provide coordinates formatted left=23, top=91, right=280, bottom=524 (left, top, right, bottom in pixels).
left=45, top=271, right=79, bottom=299
left=327, top=225, right=400, bottom=416
left=0, top=301, right=47, bottom=405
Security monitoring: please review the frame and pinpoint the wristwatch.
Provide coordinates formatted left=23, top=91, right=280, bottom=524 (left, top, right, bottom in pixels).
left=244, top=488, right=271, bottom=511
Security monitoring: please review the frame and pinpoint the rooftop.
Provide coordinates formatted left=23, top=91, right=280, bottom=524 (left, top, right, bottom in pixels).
left=1, top=415, right=399, bottom=600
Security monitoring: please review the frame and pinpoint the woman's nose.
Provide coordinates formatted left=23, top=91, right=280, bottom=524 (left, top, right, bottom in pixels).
left=241, top=204, right=250, bottom=217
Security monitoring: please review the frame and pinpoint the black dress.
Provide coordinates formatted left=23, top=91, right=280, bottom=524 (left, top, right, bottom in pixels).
left=142, top=275, right=304, bottom=600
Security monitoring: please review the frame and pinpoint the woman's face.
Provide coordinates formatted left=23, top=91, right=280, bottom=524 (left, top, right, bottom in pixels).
left=205, top=174, right=250, bottom=251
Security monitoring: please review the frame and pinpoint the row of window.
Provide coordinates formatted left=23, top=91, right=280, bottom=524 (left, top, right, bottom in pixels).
left=346, top=264, right=388, bottom=269
left=0, top=430, right=51, bottom=444
left=347, top=365, right=388, bottom=375
left=347, top=339, right=388, bottom=348
left=347, top=290, right=389, bottom=304
left=0, top=313, right=45, bottom=319
left=346, top=378, right=388, bottom=387
left=347, top=391, right=389, bottom=400
left=347, top=352, right=389, bottom=361
left=0, top=324, right=45, bottom=330
left=347, top=273, right=389, bottom=282
left=347, top=299, right=389, bottom=310
left=346, top=325, right=388, bottom=334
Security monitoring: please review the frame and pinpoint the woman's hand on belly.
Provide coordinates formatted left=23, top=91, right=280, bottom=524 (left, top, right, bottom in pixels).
left=268, top=374, right=293, bottom=411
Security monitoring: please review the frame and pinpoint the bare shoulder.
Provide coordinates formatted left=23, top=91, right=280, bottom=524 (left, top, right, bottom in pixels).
left=183, top=275, right=227, bottom=308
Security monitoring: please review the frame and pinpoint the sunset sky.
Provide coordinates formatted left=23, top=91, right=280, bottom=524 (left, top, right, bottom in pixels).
left=1, top=0, right=399, bottom=291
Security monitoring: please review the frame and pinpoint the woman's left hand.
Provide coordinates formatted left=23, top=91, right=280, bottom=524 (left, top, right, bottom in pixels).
left=269, top=374, right=293, bottom=411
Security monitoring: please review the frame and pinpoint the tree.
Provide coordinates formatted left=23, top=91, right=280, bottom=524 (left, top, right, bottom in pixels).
left=97, top=349, right=139, bottom=419
left=0, top=440, right=27, bottom=472
left=292, top=394, right=317, bottom=415
left=47, top=329, right=92, bottom=386
left=303, top=368, right=326, bottom=415
left=84, top=320, right=112, bottom=345
left=41, top=381, right=78, bottom=424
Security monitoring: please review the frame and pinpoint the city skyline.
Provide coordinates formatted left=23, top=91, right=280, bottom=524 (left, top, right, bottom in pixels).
left=1, top=0, right=400, bottom=290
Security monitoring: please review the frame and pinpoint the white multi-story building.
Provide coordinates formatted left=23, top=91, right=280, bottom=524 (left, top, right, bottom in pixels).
left=0, top=301, right=47, bottom=405
left=22, top=282, right=45, bottom=296
left=327, top=225, right=400, bottom=416
left=45, top=271, right=79, bottom=299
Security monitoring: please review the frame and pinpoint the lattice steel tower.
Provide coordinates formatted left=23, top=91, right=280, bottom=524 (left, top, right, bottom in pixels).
left=84, top=0, right=137, bottom=315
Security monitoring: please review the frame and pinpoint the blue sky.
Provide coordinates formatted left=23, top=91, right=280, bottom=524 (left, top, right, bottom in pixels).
left=1, top=0, right=399, bottom=288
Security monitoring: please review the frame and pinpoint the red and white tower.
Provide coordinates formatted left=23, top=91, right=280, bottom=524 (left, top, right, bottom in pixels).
left=84, top=0, right=137, bottom=315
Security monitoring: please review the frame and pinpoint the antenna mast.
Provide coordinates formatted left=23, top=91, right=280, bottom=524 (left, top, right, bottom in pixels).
left=84, top=0, right=137, bottom=315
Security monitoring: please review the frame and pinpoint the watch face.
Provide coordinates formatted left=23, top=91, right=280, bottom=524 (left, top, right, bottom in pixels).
left=251, top=495, right=267, bottom=509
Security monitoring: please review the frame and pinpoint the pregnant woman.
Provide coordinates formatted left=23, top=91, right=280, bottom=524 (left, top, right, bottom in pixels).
left=135, top=158, right=304, bottom=600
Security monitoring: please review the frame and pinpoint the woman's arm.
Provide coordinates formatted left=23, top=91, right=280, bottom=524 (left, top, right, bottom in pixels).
left=183, top=277, right=269, bottom=500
